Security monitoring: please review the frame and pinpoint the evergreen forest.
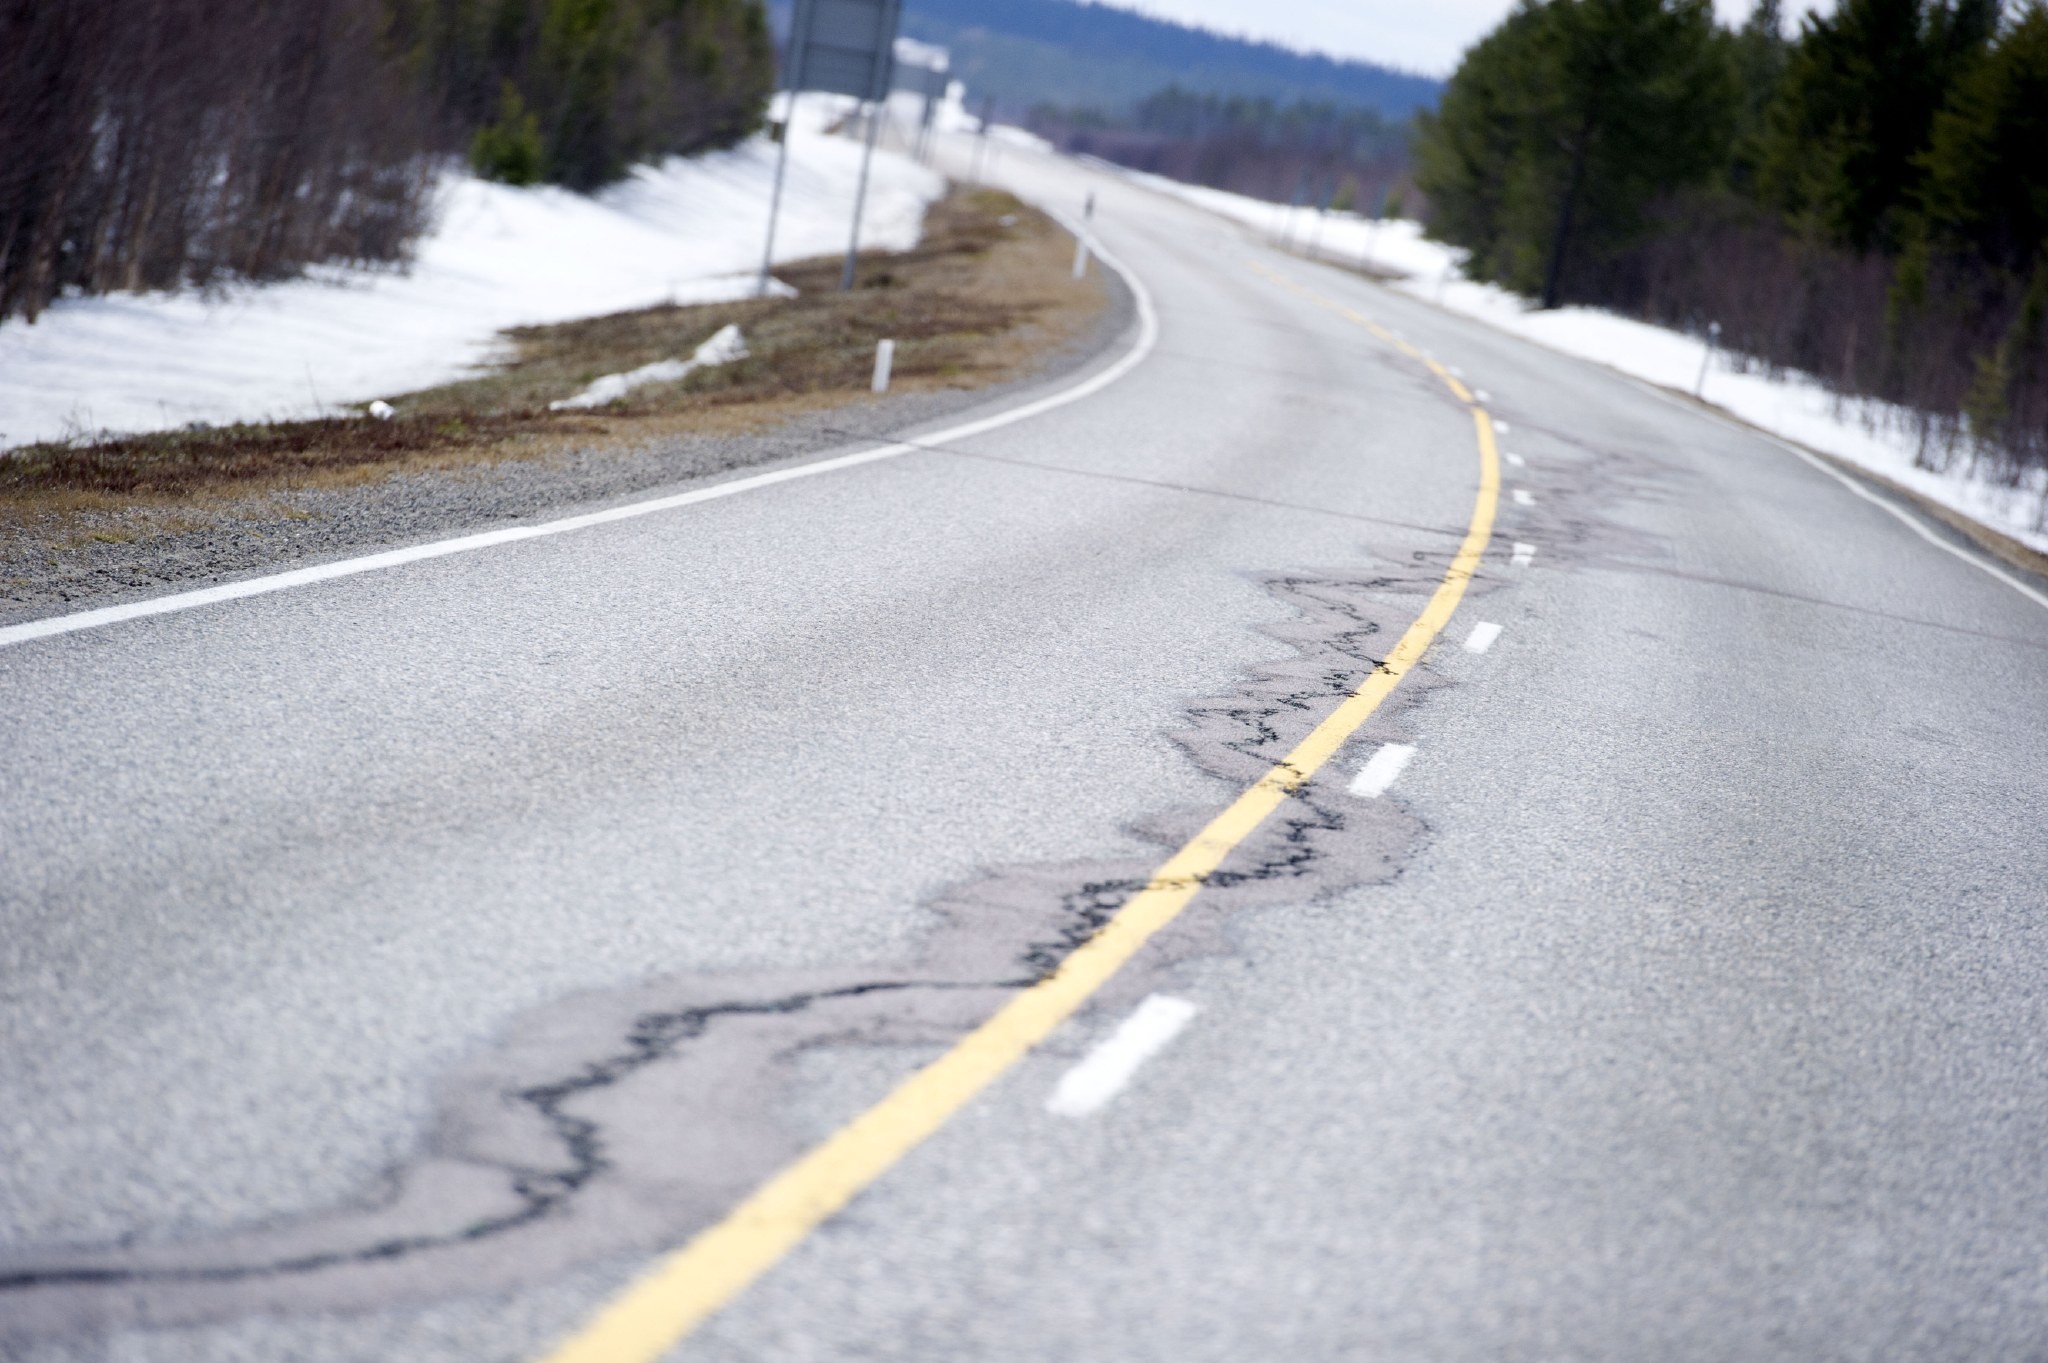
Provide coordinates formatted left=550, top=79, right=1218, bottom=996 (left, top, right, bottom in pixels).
left=1414, top=0, right=2048, bottom=489
left=0, top=0, right=773, bottom=323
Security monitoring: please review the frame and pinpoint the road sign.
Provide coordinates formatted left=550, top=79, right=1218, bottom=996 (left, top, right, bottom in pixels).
left=787, top=0, right=902, bottom=101
left=891, top=40, right=949, bottom=99
left=760, top=0, right=907, bottom=295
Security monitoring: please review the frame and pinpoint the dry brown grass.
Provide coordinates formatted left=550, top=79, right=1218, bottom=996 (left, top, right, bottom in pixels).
left=0, top=188, right=1105, bottom=517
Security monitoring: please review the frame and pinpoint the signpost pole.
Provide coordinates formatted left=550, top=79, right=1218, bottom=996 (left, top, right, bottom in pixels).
left=840, top=96, right=884, bottom=291
left=974, top=95, right=993, bottom=183
left=758, top=12, right=814, bottom=298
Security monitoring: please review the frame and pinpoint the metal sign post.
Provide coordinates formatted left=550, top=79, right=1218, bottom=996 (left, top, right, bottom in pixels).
left=757, top=29, right=812, bottom=295
left=759, top=0, right=903, bottom=295
left=973, top=94, right=995, bottom=183
left=890, top=44, right=949, bottom=167
left=839, top=98, right=885, bottom=291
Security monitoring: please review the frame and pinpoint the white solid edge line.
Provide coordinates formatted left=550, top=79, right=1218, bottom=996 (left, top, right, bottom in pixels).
left=1623, top=378, right=2048, bottom=614
left=1045, top=994, right=1199, bottom=1118
left=1464, top=621, right=1503, bottom=654
left=1773, top=440, right=2048, bottom=612
left=0, top=207, right=1162, bottom=652
left=1348, top=741, right=1416, bottom=798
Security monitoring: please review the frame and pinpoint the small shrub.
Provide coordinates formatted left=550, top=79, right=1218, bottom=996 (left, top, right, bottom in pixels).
left=471, top=83, right=546, bottom=185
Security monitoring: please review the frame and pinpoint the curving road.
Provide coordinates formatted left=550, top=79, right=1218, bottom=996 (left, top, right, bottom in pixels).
left=4, top=141, right=2047, bottom=1362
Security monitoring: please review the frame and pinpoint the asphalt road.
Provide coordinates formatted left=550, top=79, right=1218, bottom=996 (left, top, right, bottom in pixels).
left=4, top=141, right=2047, bottom=1363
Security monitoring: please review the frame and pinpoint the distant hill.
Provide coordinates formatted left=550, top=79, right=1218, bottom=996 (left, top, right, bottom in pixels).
left=770, top=0, right=1439, bottom=120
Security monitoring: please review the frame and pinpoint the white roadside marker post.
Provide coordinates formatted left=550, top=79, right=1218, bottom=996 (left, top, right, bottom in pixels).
left=1072, top=233, right=1091, bottom=280
left=872, top=339, right=895, bottom=394
left=1696, top=320, right=1721, bottom=398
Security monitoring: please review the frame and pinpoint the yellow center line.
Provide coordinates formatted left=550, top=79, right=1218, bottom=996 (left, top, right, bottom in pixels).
left=533, top=267, right=1500, bottom=1363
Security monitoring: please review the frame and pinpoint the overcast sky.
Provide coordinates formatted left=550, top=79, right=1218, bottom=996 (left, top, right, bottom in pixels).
left=1102, top=0, right=1833, bottom=77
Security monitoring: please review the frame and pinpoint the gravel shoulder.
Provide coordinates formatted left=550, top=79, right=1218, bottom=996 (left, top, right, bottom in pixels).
left=0, top=191, right=1132, bottom=627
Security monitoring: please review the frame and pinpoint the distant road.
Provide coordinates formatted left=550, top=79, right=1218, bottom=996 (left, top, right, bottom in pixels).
left=4, top=137, right=2047, bottom=1363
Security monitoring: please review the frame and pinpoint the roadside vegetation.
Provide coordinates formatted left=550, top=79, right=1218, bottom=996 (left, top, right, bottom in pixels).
left=1414, top=0, right=2048, bottom=491
left=0, top=0, right=771, bottom=323
left=0, top=191, right=1103, bottom=514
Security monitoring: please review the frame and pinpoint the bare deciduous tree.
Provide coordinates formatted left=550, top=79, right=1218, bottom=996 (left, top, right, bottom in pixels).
left=0, top=0, right=434, bottom=323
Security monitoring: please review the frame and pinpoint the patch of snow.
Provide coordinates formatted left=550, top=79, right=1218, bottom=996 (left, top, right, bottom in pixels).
left=0, top=96, right=941, bottom=449
left=1116, top=168, right=2048, bottom=554
left=988, top=125, right=1055, bottom=154
left=893, top=37, right=949, bottom=72
left=550, top=323, right=747, bottom=411
left=932, top=82, right=978, bottom=135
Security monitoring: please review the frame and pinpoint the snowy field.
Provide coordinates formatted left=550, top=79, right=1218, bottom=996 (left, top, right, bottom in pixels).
left=1119, top=168, right=2048, bottom=555
left=0, top=98, right=944, bottom=449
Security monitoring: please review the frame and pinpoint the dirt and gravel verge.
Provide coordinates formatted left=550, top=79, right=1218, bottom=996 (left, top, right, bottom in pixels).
left=0, top=188, right=1131, bottom=625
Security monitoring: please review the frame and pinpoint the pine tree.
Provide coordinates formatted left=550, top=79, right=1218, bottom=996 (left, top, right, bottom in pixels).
left=1915, top=1, right=2048, bottom=271
left=1412, top=4, right=1561, bottom=289
left=1916, top=2, right=2048, bottom=454
left=1414, top=0, right=1734, bottom=307
left=1727, top=0, right=1790, bottom=191
left=1756, top=0, right=1999, bottom=252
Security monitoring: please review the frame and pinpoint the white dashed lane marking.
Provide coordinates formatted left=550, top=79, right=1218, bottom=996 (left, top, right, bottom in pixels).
left=1046, top=995, right=1200, bottom=1118
left=1464, top=622, right=1503, bottom=653
left=1348, top=742, right=1417, bottom=799
left=1511, top=542, right=1537, bottom=567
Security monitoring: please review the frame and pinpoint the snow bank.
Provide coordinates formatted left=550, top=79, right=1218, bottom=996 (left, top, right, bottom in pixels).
left=1119, top=169, right=2048, bottom=555
left=0, top=99, right=943, bottom=448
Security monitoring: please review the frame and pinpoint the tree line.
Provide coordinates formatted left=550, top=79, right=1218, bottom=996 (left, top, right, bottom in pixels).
left=0, top=0, right=772, bottom=325
left=1028, top=88, right=1413, bottom=218
left=895, top=0, right=1441, bottom=118
left=1415, top=0, right=2048, bottom=490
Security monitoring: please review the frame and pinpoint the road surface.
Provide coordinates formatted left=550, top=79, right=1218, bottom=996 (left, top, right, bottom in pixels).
left=4, top=142, right=2047, bottom=1362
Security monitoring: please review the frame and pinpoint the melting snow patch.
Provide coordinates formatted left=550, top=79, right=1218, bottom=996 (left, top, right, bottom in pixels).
left=550, top=324, right=747, bottom=411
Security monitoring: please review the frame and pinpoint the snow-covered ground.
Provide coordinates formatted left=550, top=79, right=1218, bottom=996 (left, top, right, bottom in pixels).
left=1122, top=169, right=2048, bottom=555
left=0, top=99, right=944, bottom=449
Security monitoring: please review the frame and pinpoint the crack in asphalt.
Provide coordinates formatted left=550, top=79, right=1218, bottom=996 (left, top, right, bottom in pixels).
left=0, top=978, right=1026, bottom=1293
left=0, top=566, right=1463, bottom=1335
